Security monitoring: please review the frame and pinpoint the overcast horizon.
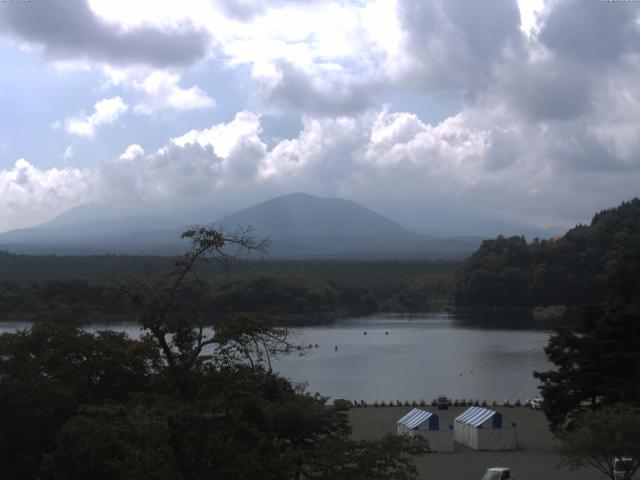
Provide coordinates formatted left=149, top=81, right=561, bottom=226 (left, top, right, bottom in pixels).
left=2, top=0, right=640, bottom=235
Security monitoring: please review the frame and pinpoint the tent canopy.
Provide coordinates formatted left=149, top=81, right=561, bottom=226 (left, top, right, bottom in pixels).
left=455, top=406, right=511, bottom=429
left=455, top=407, right=517, bottom=450
left=397, top=408, right=440, bottom=431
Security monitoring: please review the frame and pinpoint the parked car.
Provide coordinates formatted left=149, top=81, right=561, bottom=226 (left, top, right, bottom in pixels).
left=530, top=397, right=543, bottom=410
left=437, top=395, right=449, bottom=410
left=481, top=467, right=511, bottom=480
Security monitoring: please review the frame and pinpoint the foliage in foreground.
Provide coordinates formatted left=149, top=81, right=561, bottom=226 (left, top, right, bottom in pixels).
left=0, top=227, right=428, bottom=480
left=560, top=406, right=640, bottom=480
left=536, top=247, right=640, bottom=479
left=534, top=251, right=640, bottom=431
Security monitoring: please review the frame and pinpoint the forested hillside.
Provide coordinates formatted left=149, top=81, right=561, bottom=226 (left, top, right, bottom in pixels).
left=452, top=199, right=640, bottom=307
left=0, top=254, right=457, bottom=324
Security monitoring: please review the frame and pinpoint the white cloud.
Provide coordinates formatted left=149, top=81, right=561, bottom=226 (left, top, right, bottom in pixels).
left=0, top=159, right=92, bottom=232
left=3, top=0, right=640, bottom=234
left=132, top=71, right=216, bottom=114
left=119, top=144, right=145, bottom=160
left=65, top=96, right=129, bottom=137
left=5, top=95, right=640, bottom=233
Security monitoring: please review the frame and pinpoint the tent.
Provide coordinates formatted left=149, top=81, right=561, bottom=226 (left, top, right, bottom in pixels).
left=453, top=407, right=517, bottom=450
left=396, top=408, right=454, bottom=452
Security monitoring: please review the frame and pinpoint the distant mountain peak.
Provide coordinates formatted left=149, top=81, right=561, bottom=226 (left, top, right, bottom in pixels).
left=215, top=192, right=413, bottom=238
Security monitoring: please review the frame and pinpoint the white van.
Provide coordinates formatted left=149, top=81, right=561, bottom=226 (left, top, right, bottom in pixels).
left=530, top=397, right=543, bottom=410
left=481, top=467, right=511, bottom=480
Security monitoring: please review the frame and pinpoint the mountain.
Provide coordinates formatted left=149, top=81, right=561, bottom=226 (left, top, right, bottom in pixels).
left=0, top=202, right=227, bottom=254
left=0, top=193, right=482, bottom=258
left=212, top=193, right=481, bottom=258
left=215, top=192, right=412, bottom=238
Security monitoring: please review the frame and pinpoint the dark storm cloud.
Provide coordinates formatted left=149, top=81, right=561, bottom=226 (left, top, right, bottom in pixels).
left=543, top=125, right=632, bottom=174
left=538, top=0, right=640, bottom=63
left=263, top=60, right=381, bottom=116
left=502, top=58, right=594, bottom=121
left=397, top=0, right=523, bottom=94
left=0, top=0, right=210, bottom=67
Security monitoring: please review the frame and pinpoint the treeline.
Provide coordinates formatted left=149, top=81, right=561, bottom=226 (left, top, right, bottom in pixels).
left=204, top=276, right=377, bottom=324
left=0, top=276, right=376, bottom=324
left=0, top=274, right=453, bottom=325
left=452, top=198, right=640, bottom=307
left=0, top=255, right=459, bottom=323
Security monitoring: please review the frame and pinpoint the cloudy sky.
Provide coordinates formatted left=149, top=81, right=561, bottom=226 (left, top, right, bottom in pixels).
left=1, top=0, right=639, bottom=235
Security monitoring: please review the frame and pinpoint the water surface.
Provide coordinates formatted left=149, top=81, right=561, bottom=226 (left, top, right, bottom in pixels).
left=0, top=312, right=552, bottom=402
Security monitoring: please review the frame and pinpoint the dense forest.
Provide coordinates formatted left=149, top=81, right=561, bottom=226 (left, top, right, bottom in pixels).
left=452, top=198, right=640, bottom=307
left=0, top=254, right=457, bottom=324
left=3, top=198, right=639, bottom=321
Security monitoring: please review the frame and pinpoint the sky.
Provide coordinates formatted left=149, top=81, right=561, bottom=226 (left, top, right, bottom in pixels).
left=1, top=0, right=639, bottom=235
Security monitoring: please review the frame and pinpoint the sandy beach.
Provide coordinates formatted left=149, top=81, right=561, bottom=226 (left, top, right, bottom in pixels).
left=349, top=406, right=602, bottom=480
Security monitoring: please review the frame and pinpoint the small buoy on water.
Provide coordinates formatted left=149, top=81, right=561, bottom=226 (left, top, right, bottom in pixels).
left=363, top=331, right=367, bottom=335
left=385, top=331, right=389, bottom=335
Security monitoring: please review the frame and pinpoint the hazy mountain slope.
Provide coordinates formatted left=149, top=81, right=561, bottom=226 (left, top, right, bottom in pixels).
left=0, top=201, right=227, bottom=246
left=214, top=192, right=413, bottom=238
left=0, top=193, right=482, bottom=258
left=214, top=193, right=480, bottom=258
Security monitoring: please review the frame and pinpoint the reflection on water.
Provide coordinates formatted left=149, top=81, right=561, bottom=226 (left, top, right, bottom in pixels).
left=0, top=312, right=552, bottom=402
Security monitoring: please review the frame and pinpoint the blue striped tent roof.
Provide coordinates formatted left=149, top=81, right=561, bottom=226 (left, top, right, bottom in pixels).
left=397, top=408, right=436, bottom=430
left=455, top=407, right=499, bottom=427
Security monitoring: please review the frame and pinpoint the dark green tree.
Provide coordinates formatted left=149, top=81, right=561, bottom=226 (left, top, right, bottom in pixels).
left=534, top=251, right=640, bottom=431
left=560, top=406, right=640, bottom=480
left=0, top=316, right=160, bottom=480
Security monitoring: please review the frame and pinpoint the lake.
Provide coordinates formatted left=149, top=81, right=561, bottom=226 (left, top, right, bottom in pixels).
left=0, top=312, right=552, bottom=403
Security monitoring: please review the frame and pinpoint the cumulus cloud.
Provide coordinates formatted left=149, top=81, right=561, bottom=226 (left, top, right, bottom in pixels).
left=0, top=159, right=92, bottom=232
left=96, top=112, right=266, bottom=204
left=93, top=105, right=640, bottom=229
left=3, top=0, right=640, bottom=233
left=64, top=96, right=128, bottom=137
left=131, top=71, right=216, bottom=114
left=0, top=0, right=210, bottom=67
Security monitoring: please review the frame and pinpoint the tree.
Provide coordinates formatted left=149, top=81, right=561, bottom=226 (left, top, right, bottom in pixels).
left=0, top=226, right=428, bottom=479
left=0, top=316, right=160, bottom=480
left=534, top=248, right=640, bottom=431
left=534, top=276, right=640, bottom=431
left=560, top=406, right=640, bottom=480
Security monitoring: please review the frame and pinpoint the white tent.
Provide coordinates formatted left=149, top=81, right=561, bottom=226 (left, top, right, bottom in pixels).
left=454, top=407, right=517, bottom=450
left=396, top=408, right=454, bottom=452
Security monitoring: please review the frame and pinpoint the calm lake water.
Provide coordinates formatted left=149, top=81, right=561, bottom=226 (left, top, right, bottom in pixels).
left=0, top=312, right=552, bottom=403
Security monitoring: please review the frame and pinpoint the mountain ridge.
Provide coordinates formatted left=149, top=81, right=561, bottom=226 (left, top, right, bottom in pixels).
left=0, top=193, right=482, bottom=259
